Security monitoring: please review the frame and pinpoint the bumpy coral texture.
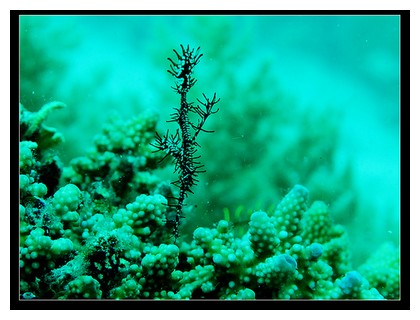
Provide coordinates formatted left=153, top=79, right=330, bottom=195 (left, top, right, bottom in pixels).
left=19, top=103, right=399, bottom=300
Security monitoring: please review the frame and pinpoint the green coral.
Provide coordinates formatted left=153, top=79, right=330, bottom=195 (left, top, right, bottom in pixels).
left=335, top=271, right=383, bottom=300
left=18, top=101, right=399, bottom=300
left=20, top=102, right=66, bottom=155
left=113, top=194, right=168, bottom=243
left=20, top=227, right=75, bottom=285
left=271, top=184, right=309, bottom=244
left=52, top=184, right=82, bottom=217
left=62, top=275, right=102, bottom=299
left=358, top=242, right=400, bottom=299
left=248, top=211, right=280, bottom=259
left=19, top=141, right=39, bottom=172
left=61, top=111, right=164, bottom=206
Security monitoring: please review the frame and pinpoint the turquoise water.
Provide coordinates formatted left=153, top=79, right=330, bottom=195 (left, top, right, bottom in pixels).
left=20, top=15, right=400, bottom=266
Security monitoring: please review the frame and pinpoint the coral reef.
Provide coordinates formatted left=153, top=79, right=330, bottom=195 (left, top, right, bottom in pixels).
left=19, top=16, right=400, bottom=269
left=19, top=102, right=399, bottom=300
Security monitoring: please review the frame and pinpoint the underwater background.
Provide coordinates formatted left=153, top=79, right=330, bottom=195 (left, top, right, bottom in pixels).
left=19, top=14, right=399, bottom=270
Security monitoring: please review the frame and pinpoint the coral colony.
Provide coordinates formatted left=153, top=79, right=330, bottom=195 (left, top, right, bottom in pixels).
left=19, top=46, right=399, bottom=300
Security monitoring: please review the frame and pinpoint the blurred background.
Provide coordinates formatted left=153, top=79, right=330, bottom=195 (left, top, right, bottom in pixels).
left=19, top=15, right=400, bottom=266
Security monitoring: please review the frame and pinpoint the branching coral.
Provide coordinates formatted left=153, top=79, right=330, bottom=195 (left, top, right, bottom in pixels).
left=358, top=242, right=400, bottom=299
left=18, top=48, right=399, bottom=301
